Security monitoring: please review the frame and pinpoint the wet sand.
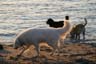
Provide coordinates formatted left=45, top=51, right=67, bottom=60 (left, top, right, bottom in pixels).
left=0, top=43, right=96, bottom=64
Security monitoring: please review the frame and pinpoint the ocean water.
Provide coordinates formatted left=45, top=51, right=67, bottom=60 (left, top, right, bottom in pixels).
left=0, top=0, right=96, bottom=44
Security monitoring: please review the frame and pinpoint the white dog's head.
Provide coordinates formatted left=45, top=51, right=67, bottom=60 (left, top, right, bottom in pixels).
left=13, top=39, right=22, bottom=49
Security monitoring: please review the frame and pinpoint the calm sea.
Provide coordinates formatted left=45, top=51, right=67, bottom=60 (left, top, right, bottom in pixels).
left=0, top=0, right=96, bottom=44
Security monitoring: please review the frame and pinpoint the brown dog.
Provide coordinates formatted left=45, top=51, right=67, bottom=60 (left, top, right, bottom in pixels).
left=70, top=18, right=87, bottom=40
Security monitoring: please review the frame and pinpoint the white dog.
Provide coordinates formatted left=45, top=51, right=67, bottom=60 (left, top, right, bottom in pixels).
left=13, top=16, right=71, bottom=58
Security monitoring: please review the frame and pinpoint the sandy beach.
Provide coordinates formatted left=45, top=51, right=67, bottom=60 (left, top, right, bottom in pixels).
left=0, top=42, right=96, bottom=64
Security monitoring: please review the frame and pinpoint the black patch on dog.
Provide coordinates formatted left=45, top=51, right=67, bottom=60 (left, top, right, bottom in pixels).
left=46, top=18, right=64, bottom=28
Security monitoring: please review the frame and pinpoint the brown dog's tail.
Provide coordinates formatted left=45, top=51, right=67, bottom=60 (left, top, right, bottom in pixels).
left=83, top=18, right=87, bottom=26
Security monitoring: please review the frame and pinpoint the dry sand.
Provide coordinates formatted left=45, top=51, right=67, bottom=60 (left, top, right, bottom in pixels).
left=0, top=43, right=96, bottom=64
